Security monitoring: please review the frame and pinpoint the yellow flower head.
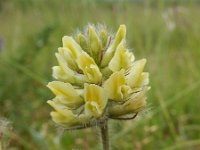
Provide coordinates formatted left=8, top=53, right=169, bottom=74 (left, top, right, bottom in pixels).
left=47, top=24, right=150, bottom=129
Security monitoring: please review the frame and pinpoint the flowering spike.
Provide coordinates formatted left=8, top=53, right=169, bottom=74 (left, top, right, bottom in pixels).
left=47, top=24, right=150, bottom=131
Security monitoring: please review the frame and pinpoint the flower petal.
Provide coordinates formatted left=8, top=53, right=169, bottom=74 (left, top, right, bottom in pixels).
left=76, top=33, right=88, bottom=53
left=52, top=66, right=69, bottom=81
left=50, top=111, right=80, bottom=127
left=84, top=84, right=107, bottom=117
left=54, top=51, right=85, bottom=84
left=108, top=90, right=147, bottom=117
left=135, top=72, right=149, bottom=87
left=101, top=24, right=126, bottom=67
left=109, top=40, right=134, bottom=72
left=76, top=52, right=102, bottom=84
left=58, top=47, right=78, bottom=70
left=88, top=25, right=102, bottom=64
left=103, top=70, right=130, bottom=101
left=47, top=100, right=81, bottom=127
left=47, top=99, right=91, bottom=127
left=100, top=29, right=108, bottom=48
left=62, top=36, right=82, bottom=59
left=126, top=59, right=146, bottom=88
left=47, top=81, right=83, bottom=108
left=55, top=52, right=75, bottom=76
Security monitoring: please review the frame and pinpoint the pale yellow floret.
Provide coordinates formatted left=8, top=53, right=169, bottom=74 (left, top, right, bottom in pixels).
left=88, top=25, right=102, bottom=63
left=50, top=111, right=77, bottom=127
left=103, top=70, right=131, bottom=101
left=55, top=52, right=79, bottom=82
left=62, top=36, right=82, bottom=59
left=47, top=100, right=80, bottom=126
left=52, top=66, right=67, bottom=80
left=52, top=66, right=85, bottom=84
left=76, top=33, right=88, bottom=52
left=48, top=100, right=90, bottom=127
left=109, top=40, right=134, bottom=72
left=76, top=52, right=102, bottom=84
left=55, top=52, right=75, bottom=76
left=108, top=90, right=147, bottom=117
left=126, top=50, right=135, bottom=62
left=101, top=24, right=126, bottom=67
left=134, top=72, right=149, bottom=87
left=100, top=29, right=108, bottom=47
left=58, top=47, right=78, bottom=70
left=53, top=51, right=86, bottom=84
left=126, top=59, right=147, bottom=88
left=47, top=81, right=83, bottom=108
left=84, top=84, right=108, bottom=118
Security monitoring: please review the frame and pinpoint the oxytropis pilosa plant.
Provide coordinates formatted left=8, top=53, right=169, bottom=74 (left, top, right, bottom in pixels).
left=47, top=24, right=150, bottom=150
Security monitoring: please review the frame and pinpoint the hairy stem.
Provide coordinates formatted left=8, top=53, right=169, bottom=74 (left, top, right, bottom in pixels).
left=100, top=121, right=109, bottom=150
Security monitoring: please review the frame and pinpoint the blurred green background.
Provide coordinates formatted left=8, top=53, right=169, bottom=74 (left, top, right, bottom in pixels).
left=0, top=0, right=200, bottom=149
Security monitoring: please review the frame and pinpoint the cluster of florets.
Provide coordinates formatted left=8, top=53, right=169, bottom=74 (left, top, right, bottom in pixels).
left=47, top=24, right=150, bottom=129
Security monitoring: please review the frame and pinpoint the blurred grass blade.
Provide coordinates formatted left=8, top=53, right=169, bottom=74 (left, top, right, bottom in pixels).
left=0, top=59, right=47, bottom=86
left=163, top=139, right=200, bottom=150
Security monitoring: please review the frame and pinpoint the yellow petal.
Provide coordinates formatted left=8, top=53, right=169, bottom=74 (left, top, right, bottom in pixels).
left=50, top=111, right=90, bottom=127
left=100, top=29, right=108, bottom=47
left=101, top=24, right=126, bottom=67
left=52, top=66, right=84, bottom=84
left=47, top=99, right=90, bottom=127
left=126, top=59, right=146, bottom=88
left=50, top=111, right=80, bottom=127
left=62, top=36, right=82, bottom=59
left=77, top=52, right=95, bottom=69
left=47, top=100, right=69, bottom=114
left=109, top=40, right=134, bottom=72
left=103, top=70, right=130, bottom=101
left=47, top=81, right=83, bottom=107
left=109, top=90, right=147, bottom=117
left=52, top=66, right=69, bottom=81
left=58, top=47, right=78, bottom=70
left=84, top=64, right=102, bottom=83
left=54, top=50, right=86, bottom=84
left=47, top=100, right=79, bottom=125
left=88, top=25, right=102, bottom=63
left=84, top=84, right=107, bottom=117
left=55, top=52, right=75, bottom=77
left=76, top=33, right=88, bottom=52
left=76, top=52, right=102, bottom=84
left=121, top=85, right=132, bottom=98
left=135, top=72, right=149, bottom=87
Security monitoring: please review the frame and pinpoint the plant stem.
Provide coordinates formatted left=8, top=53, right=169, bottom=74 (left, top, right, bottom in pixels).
left=100, top=121, right=109, bottom=150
